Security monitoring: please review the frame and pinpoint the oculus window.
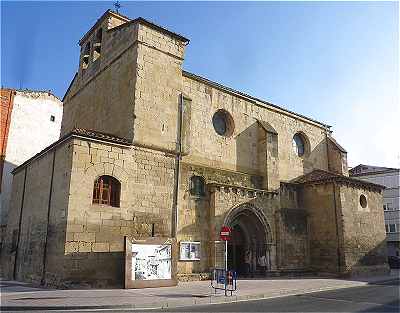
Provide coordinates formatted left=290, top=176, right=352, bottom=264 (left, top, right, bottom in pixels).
left=212, top=110, right=234, bottom=137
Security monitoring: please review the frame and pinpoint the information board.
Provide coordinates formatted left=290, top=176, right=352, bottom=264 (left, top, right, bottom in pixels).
left=125, top=237, right=177, bottom=289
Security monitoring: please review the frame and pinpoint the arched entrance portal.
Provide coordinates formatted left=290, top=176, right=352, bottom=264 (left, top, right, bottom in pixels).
left=224, top=204, right=272, bottom=276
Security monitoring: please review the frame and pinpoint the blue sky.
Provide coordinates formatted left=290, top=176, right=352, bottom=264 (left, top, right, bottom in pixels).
left=1, top=1, right=399, bottom=167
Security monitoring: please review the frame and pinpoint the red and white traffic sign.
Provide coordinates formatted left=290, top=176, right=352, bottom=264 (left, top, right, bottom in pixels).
left=220, top=226, right=231, bottom=241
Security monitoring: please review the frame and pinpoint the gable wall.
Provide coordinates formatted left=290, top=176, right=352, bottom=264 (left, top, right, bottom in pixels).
left=182, top=75, right=329, bottom=182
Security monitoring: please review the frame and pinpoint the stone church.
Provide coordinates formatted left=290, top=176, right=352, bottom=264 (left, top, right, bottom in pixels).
left=1, top=10, right=388, bottom=288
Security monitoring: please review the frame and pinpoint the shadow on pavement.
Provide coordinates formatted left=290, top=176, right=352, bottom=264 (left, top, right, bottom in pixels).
left=356, top=299, right=400, bottom=313
left=154, top=293, right=210, bottom=298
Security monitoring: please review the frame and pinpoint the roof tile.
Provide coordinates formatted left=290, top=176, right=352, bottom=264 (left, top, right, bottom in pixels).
left=292, top=169, right=384, bottom=191
left=71, top=128, right=132, bottom=145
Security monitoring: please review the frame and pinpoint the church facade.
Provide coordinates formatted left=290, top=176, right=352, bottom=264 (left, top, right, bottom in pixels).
left=1, top=10, right=388, bottom=288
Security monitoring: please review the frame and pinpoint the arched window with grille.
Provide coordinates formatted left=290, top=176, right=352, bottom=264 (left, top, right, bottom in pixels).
left=190, top=176, right=206, bottom=197
left=92, top=175, right=121, bottom=207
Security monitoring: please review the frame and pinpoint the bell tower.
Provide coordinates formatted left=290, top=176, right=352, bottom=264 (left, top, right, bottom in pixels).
left=61, top=10, right=189, bottom=147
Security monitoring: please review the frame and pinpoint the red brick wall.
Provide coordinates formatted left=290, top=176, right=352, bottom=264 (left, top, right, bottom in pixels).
left=0, top=88, right=15, bottom=190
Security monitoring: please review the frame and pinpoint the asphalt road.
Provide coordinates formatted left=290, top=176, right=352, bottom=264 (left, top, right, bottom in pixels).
left=4, top=279, right=399, bottom=313
left=161, top=279, right=400, bottom=313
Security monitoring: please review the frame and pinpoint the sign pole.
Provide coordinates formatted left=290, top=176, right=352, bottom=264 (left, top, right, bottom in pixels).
left=225, top=239, right=228, bottom=272
left=218, top=226, right=233, bottom=297
left=225, top=239, right=228, bottom=296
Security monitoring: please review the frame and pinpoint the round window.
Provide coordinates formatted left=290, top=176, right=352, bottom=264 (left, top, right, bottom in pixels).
left=292, top=133, right=306, bottom=157
left=360, top=195, right=367, bottom=208
left=212, top=110, right=234, bottom=137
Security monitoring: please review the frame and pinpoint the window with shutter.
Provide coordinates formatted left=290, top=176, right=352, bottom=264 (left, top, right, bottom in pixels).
left=92, top=175, right=121, bottom=207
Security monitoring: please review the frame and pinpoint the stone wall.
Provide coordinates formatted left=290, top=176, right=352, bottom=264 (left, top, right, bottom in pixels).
left=182, top=74, right=330, bottom=183
left=62, top=21, right=138, bottom=141
left=177, top=163, right=273, bottom=275
left=338, top=185, right=389, bottom=276
left=62, top=15, right=188, bottom=150
left=300, top=181, right=388, bottom=276
left=1, top=140, right=72, bottom=285
left=278, top=183, right=309, bottom=270
left=63, top=138, right=175, bottom=287
left=1, top=169, right=25, bottom=278
left=299, top=183, right=341, bottom=273
left=132, top=23, right=186, bottom=153
left=327, top=136, right=348, bottom=176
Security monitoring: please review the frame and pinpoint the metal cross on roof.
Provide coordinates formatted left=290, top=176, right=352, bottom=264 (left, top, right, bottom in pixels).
left=114, top=1, right=122, bottom=13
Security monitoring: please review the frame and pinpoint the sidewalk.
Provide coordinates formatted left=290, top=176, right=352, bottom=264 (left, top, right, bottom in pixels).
left=1, top=271, right=399, bottom=311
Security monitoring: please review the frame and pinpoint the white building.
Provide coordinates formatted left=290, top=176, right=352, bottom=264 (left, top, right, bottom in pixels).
left=350, top=164, right=400, bottom=257
left=0, top=89, right=63, bottom=245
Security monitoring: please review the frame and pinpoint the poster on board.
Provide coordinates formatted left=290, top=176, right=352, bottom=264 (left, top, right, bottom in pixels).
left=132, top=244, right=171, bottom=280
left=125, top=237, right=177, bottom=289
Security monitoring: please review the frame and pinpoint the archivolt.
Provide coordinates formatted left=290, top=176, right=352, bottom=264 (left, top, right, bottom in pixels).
left=84, top=162, right=129, bottom=184
left=223, top=203, right=273, bottom=243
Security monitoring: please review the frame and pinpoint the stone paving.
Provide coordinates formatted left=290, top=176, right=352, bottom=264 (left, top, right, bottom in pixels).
left=1, top=271, right=399, bottom=310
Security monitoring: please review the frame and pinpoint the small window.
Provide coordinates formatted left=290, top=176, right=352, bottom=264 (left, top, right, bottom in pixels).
left=212, top=109, right=234, bottom=137
left=385, top=224, right=389, bottom=233
left=92, top=175, right=121, bottom=207
left=93, top=28, right=102, bottom=61
left=292, top=133, right=306, bottom=157
left=190, top=176, right=205, bottom=197
left=383, top=204, right=387, bottom=211
left=388, top=224, right=396, bottom=233
left=82, top=42, right=91, bottom=69
left=50, top=115, right=55, bottom=122
left=180, top=242, right=200, bottom=261
left=359, top=194, right=367, bottom=208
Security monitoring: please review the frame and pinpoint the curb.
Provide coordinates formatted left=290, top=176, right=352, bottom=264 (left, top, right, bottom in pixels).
left=0, top=282, right=381, bottom=312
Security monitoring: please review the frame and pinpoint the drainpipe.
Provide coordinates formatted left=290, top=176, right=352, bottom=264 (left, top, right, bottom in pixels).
left=325, top=131, right=331, bottom=172
left=41, top=148, right=57, bottom=285
left=13, top=167, right=27, bottom=280
left=171, top=93, right=184, bottom=237
left=332, top=182, right=342, bottom=273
